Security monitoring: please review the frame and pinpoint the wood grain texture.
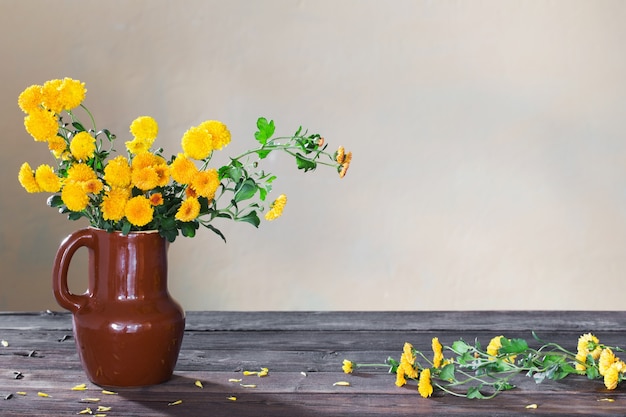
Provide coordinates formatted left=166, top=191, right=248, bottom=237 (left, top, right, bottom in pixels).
left=1, top=311, right=625, bottom=416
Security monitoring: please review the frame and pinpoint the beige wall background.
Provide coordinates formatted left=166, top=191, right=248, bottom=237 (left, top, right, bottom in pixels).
left=2, top=0, right=626, bottom=311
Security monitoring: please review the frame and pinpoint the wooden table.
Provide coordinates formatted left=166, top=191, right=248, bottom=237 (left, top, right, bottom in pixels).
left=1, top=311, right=625, bottom=416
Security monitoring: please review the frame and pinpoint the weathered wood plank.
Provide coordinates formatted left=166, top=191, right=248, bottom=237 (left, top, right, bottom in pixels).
left=2, top=310, right=626, bottom=332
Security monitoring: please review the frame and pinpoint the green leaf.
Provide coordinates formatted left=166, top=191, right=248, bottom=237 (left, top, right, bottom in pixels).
left=72, top=121, right=86, bottom=132
left=499, top=338, right=528, bottom=354
left=451, top=340, right=471, bottom=354
left=180, top=221, right=198, bottom=238
left=47, top=194, right=64, bottom=208
left=256, top=149, right=271, bottom=159
left=205, top=224, right=227, bottom=243
left=295, top=153, right=317, bottom=172
left=439, top=363, right=456, bottom=382
left=121, top=221, right=132, bottom=236
left=67, top=212, right=83, bottom=221
left=161, top=228, right=178, bottom=243
left=254, top=117, right=275, bottom=145
left=236, top=211, right=260, bottom=228
left=466, top=386, right=485, bottom=399
left=234, top=178, right=258, bottom=202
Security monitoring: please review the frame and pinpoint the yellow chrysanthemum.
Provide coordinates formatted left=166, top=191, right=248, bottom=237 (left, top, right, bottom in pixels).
left=18, top=162, right=42, bottom=193
left=101, top=188, right=130, bottom=221
left=342, top=360, right=353, bottom=374
left=149, top=193, right=164, bottom=206
left=170, top=153, right=198, bottom=184
left=576, top=333, right=602, bottom=371
left=24, top=109, right=58, bottom=142
left=154, top=164, right=170, bottom=187
left=402, top=342, right=416, bottom=366
left=130, top=116, right=158, bottom=143
left=70, top=131, right=96, bottom=161
left=432, top=337, right=444, bottom=369
left=41, top=79, right=64, bottom=114
left=48, top=136, right=68, bottom=159
left=264, top=194, right=287, bottom=221
left=82, top=179, right=103, bottom=194
left=599, top=348, right=616, bottom=376
left=35, top=164, right=61, bottom=192
left=418, top=368, right=433, bottom=398
left=104, top=155, right=132, bottom=188
left=175, top=197, right=201, bottom=222
left=190, top=169, right=220, bottom=199
left=131, top=166, right=160, bottom=191
left=395, top=364, right=407, bottom=387
left=124, top=196, right=153, bottom=227
left=61, top=182, right=89, bottom=211
left=604, top=363, right=620, bottom=390
left=181, top=125, right=213, bottom=160
left=198, top=120, right=231, bottom=150
left=57, top=78, right=86, bottom=111
left=125, top=138, right=151, bottom=155
left=67, top=163, right=97, bottom=183
left=18, top=84, right=43, bottom=114
left=335, top=146, right=345, bottom=164
left=487, top=336, right=503, bottom=357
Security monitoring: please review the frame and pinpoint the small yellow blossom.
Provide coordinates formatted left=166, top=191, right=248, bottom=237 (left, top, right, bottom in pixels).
left=41, top=79, right=64, bottom=114
left=47, top=136, right=68, bottom=159
left=182, top=125, right=214, bottom=160
left=342, top=360, right=354, bottom=374
left=576, top=333, right=602, bottom=371
left=599, top=348, right=617, bottom=376
left=61, top=182, right=90, bottom=211
left=67, top=163, right=97, bottom=183
left=125, top=138, right=151, bottom=155
left=104, top=155, right=132, bottom=188
left=264, top=194, right=287, bottom=221
left=199, top=120, right=231, bottom=150
left=130, top=116, right=158, bottom=143
left=175, top=197, right=201, bottom=222
left=18, top=162, right=42, bottom=193
left=335, top=146, right=345, bottom=164
left=70, top=131, right=96, bottom=160
left=339, top=151, right=352, bottom=178
left=432, top=337, right=444, bottom=369
left=24, top=109, right=58, bottom=142
left=194, top=380, right=203, bottom=389
left=101, top=188, right=130, bottom=221
left=124, top=196, right=154, bottom=226
left=170, top=153, right=198, bottom=184
left=149, top=193, right=164, bottom=206
left=57, top=77, right=86, bottom=111
left=604, top=363, right=620, bottom=390
left=18, top=84, right=43, bottom=113
left=131, top=166, right=160, bottom=190
left=417, top=368, right=433, bottom=398
left=190, top=169, right=220, bottom=199
left=258, top=367, right=269, bottom=377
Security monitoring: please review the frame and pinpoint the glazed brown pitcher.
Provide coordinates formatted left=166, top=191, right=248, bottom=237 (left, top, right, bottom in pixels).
left=52, top=227, right=185, bottom=387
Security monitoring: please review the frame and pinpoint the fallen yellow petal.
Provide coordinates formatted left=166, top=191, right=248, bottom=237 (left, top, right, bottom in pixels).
left=240, top=384, right=257, bottom=388
left=525, top=404, right=538, bottom=409
left=228, top=378, right=242, bottom=382
left=16, top=392, right=27, bottom=396
left=333, top=381, right=351, bottom=386
left=168, top=400, right=183, bottom=406
left=94, top=414, right=107, bottom=417
left=300, top=372, right=307, bottom=377
left=37, top=392, right=51, bottom=397
left=101, top=390, right=117, bottom=395
left=81, top=398, right=101, bottom=403
left=258, top=367, right=269, bottom=377
left=1, top=340, right=8, bottom=347
left=77, top=407, right=92, bottom=415
left=97, top=406, right=112, bottom=412
left=243, top=371, right=258, bottom=376
left=195, top=380, right=203, bottom=389
left=71, top=384, right=88, bottom=391
left=598, top=398, right=615, bottom=402
left=227, top=396, right=237, bottom=401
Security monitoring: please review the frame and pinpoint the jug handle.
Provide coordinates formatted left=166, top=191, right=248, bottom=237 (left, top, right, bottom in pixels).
left=52, top=228, right=94, bottom=313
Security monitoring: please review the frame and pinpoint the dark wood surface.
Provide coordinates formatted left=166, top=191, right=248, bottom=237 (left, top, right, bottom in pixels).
left=1, top=311, right=625, bottom=416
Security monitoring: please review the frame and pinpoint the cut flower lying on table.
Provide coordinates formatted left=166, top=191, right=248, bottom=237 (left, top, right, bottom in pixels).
left=17, top=78, right=351, bottom=242
left=343, top=332, right=625, bottom=399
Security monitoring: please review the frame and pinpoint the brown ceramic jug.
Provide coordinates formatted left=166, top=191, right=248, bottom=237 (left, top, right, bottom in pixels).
left=52, top=227, right=185, bottom=387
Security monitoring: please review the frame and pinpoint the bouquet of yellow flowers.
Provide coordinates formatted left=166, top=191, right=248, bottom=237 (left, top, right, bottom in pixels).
left=17, top=78, right=352, bottom=242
